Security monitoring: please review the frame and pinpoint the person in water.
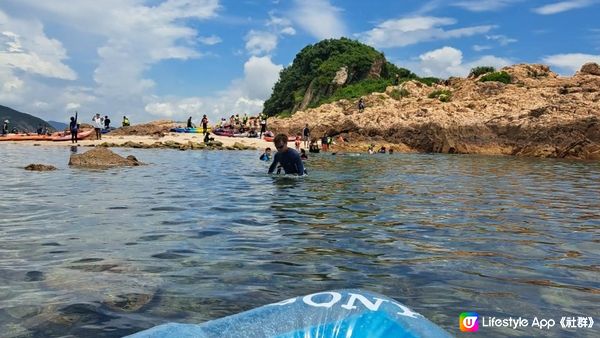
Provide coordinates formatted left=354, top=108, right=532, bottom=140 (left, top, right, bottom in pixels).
left=379, top=146, right=386, bottom=154
left=300, top=149, right=308, bottom=160
left=268, top=134, right=305, bottom=176
left=260, top=147, right=272, bottom=161
left=70, top=111, right=78, bottom=144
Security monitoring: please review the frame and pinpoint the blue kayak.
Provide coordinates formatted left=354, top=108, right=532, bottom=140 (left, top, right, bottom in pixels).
left=126, top=289, right=451, bottom=338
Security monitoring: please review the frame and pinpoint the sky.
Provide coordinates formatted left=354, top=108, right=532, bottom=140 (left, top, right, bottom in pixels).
left=0, top=0, right=599, bottom=123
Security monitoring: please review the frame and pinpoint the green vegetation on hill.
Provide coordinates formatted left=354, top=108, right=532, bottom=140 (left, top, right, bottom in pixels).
left=469, top=66, right=496, bottom=78
left=480, top=71, right=512, bottom=84
left=262, top=38, right=417, bottom=117
left=0, top=105, right=55, bottom=132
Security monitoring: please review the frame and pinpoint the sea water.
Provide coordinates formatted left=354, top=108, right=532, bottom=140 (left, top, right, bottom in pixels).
left=0, top=144, right=598, bottom=337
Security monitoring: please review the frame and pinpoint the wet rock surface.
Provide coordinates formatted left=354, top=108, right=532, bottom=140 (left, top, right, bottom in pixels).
left=68, top=148, right=142, bottom=168
left=24, top=164, right=57, bottom=171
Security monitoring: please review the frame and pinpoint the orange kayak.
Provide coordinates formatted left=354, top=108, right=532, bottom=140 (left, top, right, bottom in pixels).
left=0, top=129, right=95, bottom=142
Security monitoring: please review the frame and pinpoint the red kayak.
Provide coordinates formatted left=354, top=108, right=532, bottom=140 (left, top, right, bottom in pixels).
left=51, top=129, right=94, bottom=141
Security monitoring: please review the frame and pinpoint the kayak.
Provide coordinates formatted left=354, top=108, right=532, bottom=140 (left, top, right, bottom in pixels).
left=0, top=129, right=95, bottom=142
left=170, top=127, right=212, bottom=133
left=126, top=289, right=450, bottom=338
left=51, top=129, right=95, bottom=141
left=213, top=129, right=234, bottom=137
left=0, top=134, right=54, bottom=141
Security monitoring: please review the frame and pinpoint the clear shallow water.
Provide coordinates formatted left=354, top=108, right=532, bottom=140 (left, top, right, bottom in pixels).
left=0, top=144, right=598, bottom=337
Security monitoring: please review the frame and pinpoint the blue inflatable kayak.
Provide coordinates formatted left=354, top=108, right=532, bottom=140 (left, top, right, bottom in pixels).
left=126, top=289, right=450, bottom=338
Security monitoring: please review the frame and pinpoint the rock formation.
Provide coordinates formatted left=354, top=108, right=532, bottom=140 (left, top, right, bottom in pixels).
left=24, top=164, right=57, bottom=171
left=268, top=63, right=600, bottom=160
left=69, top=147, right=142, bottom=168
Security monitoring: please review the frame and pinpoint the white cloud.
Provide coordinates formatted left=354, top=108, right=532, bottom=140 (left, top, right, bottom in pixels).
left=357, top=16, right=494, bottom=48
left=533, top=0, right=596, bottom=15
left=453, top=0, right=523, bottom=12
left=0, top=11, right=76, bottom=80
left=291, top=0, right=346, bottom=39
left=144, top=56, right=283, bottom=121
left=473, top=44, right=493, bottom=52
left=245, top=30, right=278, bottom=55
left=486, top=34, right=517, bottom=45
left=543, top=53, right=600, bottom=74
left=198, top=35, right=222, bottom=45
left=267, top=11, right=296, bottom=35
left=404, top=46, right=512, bottom=78
left=0, top=0, right=220, bottom=121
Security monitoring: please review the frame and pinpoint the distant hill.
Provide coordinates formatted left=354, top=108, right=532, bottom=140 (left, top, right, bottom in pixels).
left=47, top=120, right=68, bottom=131
left=0, top=105, right=55, bottom=132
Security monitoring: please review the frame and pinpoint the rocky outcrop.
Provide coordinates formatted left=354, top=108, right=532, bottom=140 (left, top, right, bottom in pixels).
left=580, top=62, right=600, bottom=76
left=69, top=148, right=142, bottom=168
left=269, top=63, right=600, bottom=160
left=110, top=120, right=175, bottom=136
left=24, top=164, right=56, bottom=171
left=332, top=66, right=348, bottom=85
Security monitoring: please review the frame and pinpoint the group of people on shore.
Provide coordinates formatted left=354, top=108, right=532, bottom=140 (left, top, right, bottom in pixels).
left=68, top=112, right=130, bottom=143
left=215, top=113, right=268, bottom=137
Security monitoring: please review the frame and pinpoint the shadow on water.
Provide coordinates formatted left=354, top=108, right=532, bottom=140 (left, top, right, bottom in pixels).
left=0, top=145, right=599, bottom=337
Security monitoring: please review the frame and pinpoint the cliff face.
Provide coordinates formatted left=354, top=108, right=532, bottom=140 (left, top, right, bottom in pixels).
left=268, top=63, right=600, bottom=160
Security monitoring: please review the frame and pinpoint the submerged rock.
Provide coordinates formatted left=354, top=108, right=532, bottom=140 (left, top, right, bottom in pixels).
left=68, top=148, right=142, bottom=168
left=24, top=164, right=56, bottom=171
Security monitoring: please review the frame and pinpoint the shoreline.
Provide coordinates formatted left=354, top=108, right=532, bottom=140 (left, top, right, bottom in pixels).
left=2, top=132, right=599, bottom=161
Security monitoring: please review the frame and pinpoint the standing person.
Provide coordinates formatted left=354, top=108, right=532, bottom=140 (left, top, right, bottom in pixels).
left=92, top=113, right=103, bottom=140
left=122, top=116, right=130, bottom=127
left=104, top=115, right=111, bottom=130
left=259, top=117, right=267, bottom=138
left=302, top=124, right=310, bottom=148
left=69, top=111, right=78, bottom=144
left=242, top=113, right=248, bottom=126
left=187, top=116, right=193, bottom=129
left=358, top=98, right=365, bottom=112
left=268, top=134, right=305, bottom=176
left=2, top=119, right=9, bottom=135
left=321, top=134, right=329, bottom=152
left=295, top=135, right=301, bottom=151
left=201, top=114, right=209, bottom=134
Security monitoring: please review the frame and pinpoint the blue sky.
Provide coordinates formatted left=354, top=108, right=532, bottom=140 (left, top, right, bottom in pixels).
left=0, top=0, right=599, bottom=123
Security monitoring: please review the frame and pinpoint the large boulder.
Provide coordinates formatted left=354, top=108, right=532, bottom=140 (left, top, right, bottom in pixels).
left=68, top=148, right=142, bottom=168
left=580, top=62, right=600, bottom=76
